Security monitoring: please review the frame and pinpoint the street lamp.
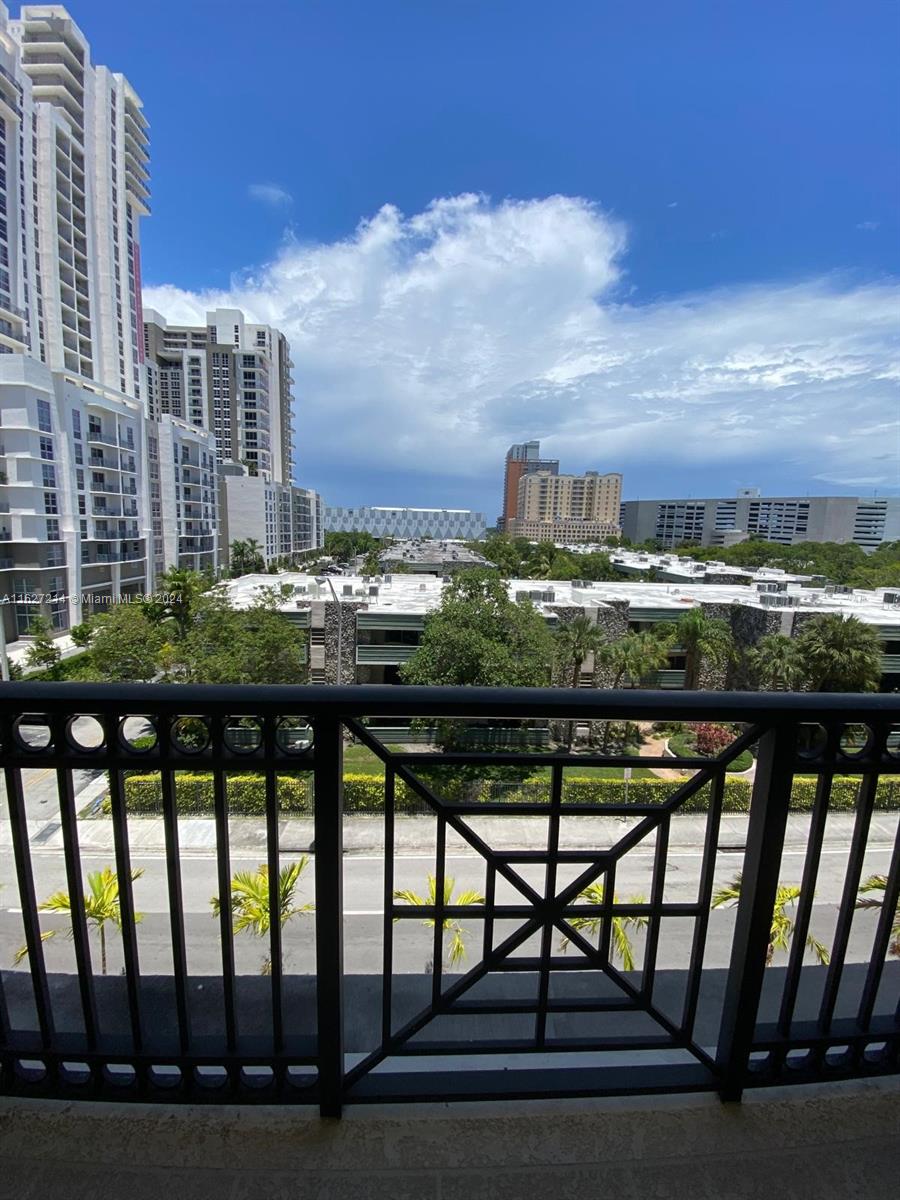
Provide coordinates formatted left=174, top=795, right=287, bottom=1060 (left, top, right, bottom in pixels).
left=316, top=575, right=342, bottom=684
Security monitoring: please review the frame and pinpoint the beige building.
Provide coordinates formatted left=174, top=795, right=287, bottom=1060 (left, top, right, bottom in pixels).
left=509, top=470, right=622, bottom=541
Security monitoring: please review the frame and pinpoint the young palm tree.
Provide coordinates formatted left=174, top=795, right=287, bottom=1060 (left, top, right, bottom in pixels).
left=711, top=872, right=830, bottom=965
left=795, top=613, right=882, bottom=692
left=394, top=874, right=485, bottom=968
left=14, top=866, right=144, bottom=975
left=665, top=607, right=734, bottom=690
left=855, top=875, right=900, bottom=957
left=746, top=633, right=806, bottom=692
left=211, top=859, right=314, bottom=974
left=558, top=881, right=649, bottom=970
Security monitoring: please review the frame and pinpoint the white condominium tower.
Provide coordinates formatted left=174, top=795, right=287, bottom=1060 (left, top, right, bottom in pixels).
left=144, top=307, right=322, bottom=568
left=9, top=4, right=149, bottom=394
left=143, top=307, right=293, bottom=485
left=0, top=4, right=154, bottom=642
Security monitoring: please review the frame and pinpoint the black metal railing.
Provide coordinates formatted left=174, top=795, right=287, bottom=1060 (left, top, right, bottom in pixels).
left=0, top=683, right=897, bottom=1115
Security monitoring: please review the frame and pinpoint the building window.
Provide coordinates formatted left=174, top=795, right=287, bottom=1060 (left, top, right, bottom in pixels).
left=39, top=436, right=53, bottom=460
left=36, top=398, right=51, bottom=432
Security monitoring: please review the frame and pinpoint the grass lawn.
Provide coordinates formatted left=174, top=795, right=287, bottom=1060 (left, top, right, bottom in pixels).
left=668, top=730, right=753, bottom=773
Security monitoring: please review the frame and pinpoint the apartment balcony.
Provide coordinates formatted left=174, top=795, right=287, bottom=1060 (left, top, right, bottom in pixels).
left=356, top=642, right=420, bottom=666
left=0, top=684, right=896, bottom=1140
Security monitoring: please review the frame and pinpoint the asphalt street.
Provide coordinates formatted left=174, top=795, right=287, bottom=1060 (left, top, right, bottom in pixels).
left=1, top=838, right=893, bottom=978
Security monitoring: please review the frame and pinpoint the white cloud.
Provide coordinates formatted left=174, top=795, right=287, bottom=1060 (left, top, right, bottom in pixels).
left=248, top=183, right=292, bottom=208
left=144, top=193, right=900, bottom=494
left=855, top=220, right=879, bottom=231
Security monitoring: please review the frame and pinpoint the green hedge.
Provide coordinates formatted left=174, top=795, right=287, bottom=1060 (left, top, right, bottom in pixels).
left=116, top=771, right=900, bottom=815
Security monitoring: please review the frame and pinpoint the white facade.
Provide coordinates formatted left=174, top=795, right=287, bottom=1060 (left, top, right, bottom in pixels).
left=8, top=4, right=150, bottom=395
left=221, top=472, right=323, bottom=566
left=0, top=353, right=150, bottom=639
left=144, top=307, right=293, bottom=485
left=153, top=415, right=218, bottom=576
left=0, top=5, right=152, bottom=641
left=325, top=505, right=486, bottom=540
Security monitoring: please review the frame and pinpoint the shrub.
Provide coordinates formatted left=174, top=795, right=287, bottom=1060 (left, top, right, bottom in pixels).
left=112, top=770, right=900, bottom=816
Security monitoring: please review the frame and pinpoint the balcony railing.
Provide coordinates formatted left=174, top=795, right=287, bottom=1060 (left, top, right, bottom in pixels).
left=0, top=685, right=897, bottom=1117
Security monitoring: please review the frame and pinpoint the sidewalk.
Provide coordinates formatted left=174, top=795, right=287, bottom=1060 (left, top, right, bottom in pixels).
left=4, top=810, right=896, bottom=856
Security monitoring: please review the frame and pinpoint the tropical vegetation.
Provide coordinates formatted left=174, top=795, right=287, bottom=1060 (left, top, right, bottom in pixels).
left=711, top=872, right=830, bottom=964
left=559, top=881, right=649, bottom=970
left=393, top=873, right=485, bottom=968
left=211, top=860, right=315, bottom=974
left=14, top=866, right=144, bottom=975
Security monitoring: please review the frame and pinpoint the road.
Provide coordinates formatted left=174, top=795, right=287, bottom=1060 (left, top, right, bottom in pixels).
left=1, top=839, right=893, bottom=977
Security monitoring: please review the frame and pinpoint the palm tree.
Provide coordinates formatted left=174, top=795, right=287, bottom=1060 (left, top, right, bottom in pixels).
left=211, top=859, right=314, bottom=974
left=559, top=881, right=648, bottom=970
left=598, top=630, right=674, bottom=690
left=244, top=537, right=265, bottom=571
left=14, top=867, right=144, bottom=975
left=855, top=875, right=900, bottom=957
left=795, top=613, right=882, bottom=692
left=528, top=543, right=557, bottom=580
left=711, top=872, right=830, bottom=965
left=664, top=607, right=734, bottom=690
left=746, top=633, right=806, bottom=691
left=394, top=874, right=485, bottom=968
left=554, top=615, right=604, bottom=749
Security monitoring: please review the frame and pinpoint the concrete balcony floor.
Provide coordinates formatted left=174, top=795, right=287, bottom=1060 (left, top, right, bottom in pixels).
left=0, top=1076, right=897, bottom=1200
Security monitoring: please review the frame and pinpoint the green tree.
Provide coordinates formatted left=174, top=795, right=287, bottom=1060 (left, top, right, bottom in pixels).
left=394, top=873, right=485, bottom=968
left=855, top=874, right=900, bottom=958
left=794, top=613, right=882, bottom=692
left=711, top=873, right=830, bottom=965
left=230, top=538, right=265, bottom=576
left=361, top=548, right=382, bottom=575
left=24, top=615, right=62, bottom=679
left=69, top=618, right=96, bottom=649
left=15, top=867, right=144, bottom=975
left=211, top=859, right=314, bottom=974
left=89, top=604, right=166, bottom=682
left=663, top=607, right=734, bottom=690
left=598, top=629, right=674, bottom=689
left=555, top=615, right=605, bottom=748
left=181, top=593, right=308, bottom=684
left=559, top=882, right=649, bottom=971
left=746, top=633, right=807, bottom=691
left=146, top=567, right=211, bottom=640
left=400, top=569, right=555, bottom=691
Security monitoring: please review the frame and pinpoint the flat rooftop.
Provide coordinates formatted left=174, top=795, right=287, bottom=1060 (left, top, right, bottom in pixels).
left=220, top=573, right=900, bottom=626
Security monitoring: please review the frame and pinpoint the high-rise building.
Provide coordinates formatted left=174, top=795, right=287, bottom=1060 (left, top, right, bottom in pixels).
left=0, top=4, right=154, bottom=642
left=144, top=307, right=292, bottom=484
left=10, top=4, right=150, bottom=395
left=619, top=493, right=900, bottom=551
left=507, top=470, right=622, bottom=542
left=498, top=440, right=559, bottom=530
left=143, top=306, right=322, bottom=567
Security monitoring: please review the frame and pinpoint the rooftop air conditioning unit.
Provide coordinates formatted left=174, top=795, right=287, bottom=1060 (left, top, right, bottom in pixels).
left=543, top=590, right=555, bottom=602
left=442, top=575, right=451, bottom=583
left=368, top=586, right=379, bottom=597
left=342, top=584, right=352, bottom=596
left=883, top=591, right=900, bottom=606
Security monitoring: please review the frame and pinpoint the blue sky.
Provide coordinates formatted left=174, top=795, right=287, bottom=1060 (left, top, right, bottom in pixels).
left=74, top=0, right=899, bottom=517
